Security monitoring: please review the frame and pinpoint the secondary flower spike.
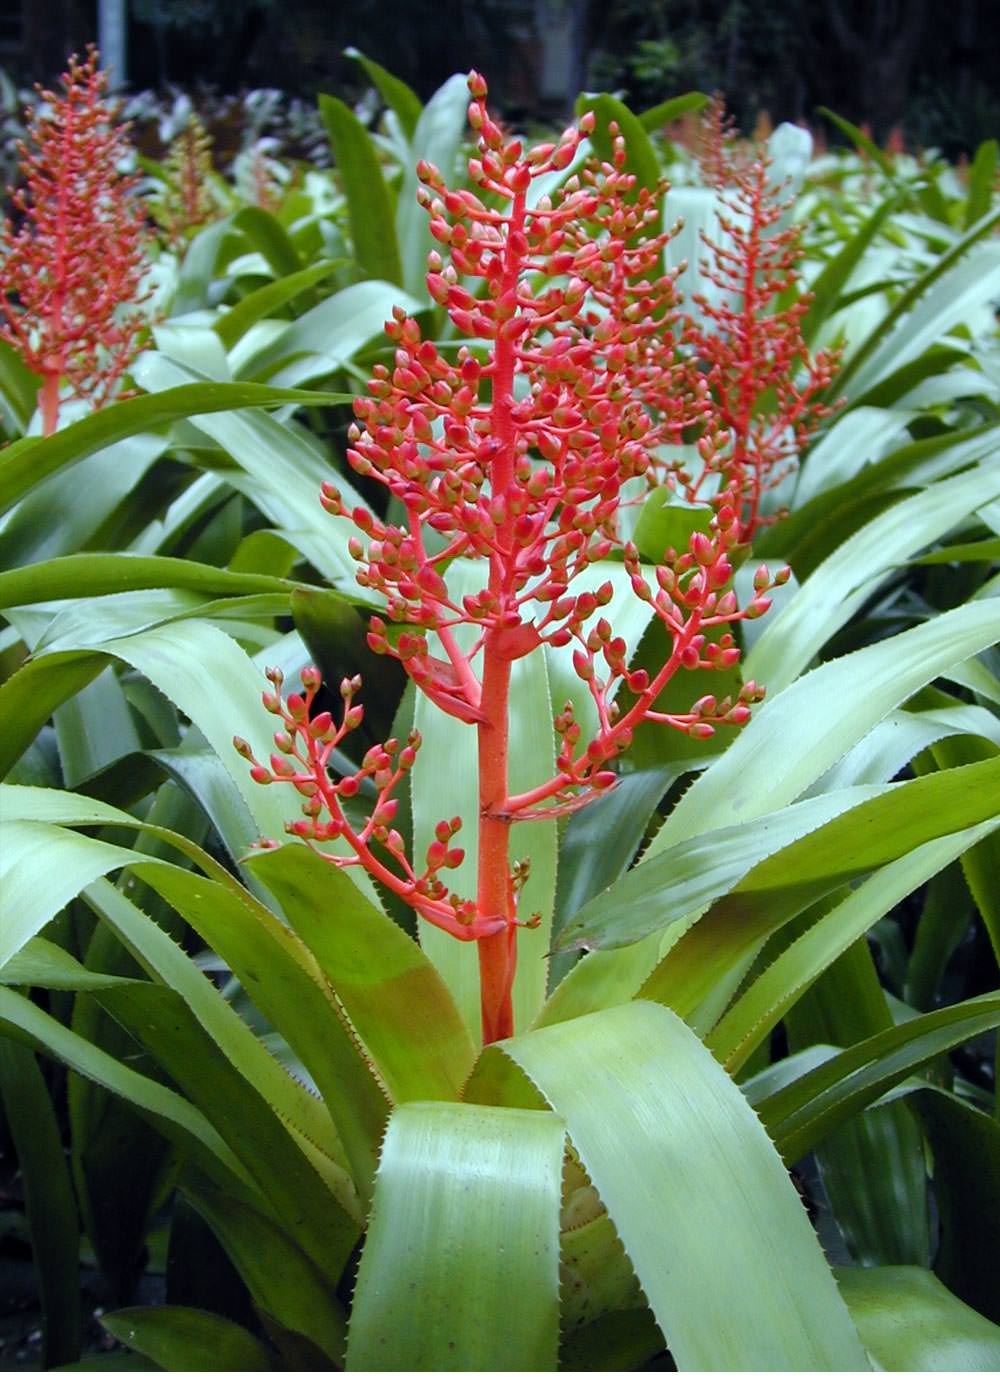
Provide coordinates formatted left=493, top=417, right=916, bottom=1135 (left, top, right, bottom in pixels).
left=673, top=98, right=839, bottom=540
left=238, top=73, right=783, bottom=1044
left=0, top=49, right=149, bottom=435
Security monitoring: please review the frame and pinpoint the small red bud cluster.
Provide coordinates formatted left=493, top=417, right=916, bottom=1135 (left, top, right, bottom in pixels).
left=0, top=48, right=149, bottom=435
left=235, top=667, right=513, bottom=942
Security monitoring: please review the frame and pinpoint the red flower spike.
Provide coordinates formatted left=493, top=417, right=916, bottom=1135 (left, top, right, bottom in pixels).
left=0, top=48, right=149, bottom=435
left=668, top=96, right=840, bottom=541
left=236, top=75, right=787, bottom=1046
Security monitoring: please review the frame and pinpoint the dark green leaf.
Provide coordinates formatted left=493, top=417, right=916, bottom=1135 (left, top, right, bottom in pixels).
left=102, top=1306, right=275, bottom=1371
left=0, top=1039, right=82, bottom=1367
left=319, top=94, right=403, bottom=285
left=344, top=47, right=423, bottom=142
left=836, top=1266, right=1000, bottom=1370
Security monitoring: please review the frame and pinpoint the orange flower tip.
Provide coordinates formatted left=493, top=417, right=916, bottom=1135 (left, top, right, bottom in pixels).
left=249, top=765, right=272, bottom=785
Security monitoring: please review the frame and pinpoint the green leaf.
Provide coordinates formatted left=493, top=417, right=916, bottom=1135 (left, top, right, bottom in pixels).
left=319, top=94, right=403, bottom=285
left=759, top=992, right=1000, bottom=1164
left=829, top=204, right=1000, bottom=401
left=709, top=819, right=1000, bottom=1073
left=552, top=766, right=678, bottom=939
left=232, top=207, right=301, bottom=278
left=906, top=863, right=974, bottom=1009
left=182, top=1176, right=347, bottom=1367
left=129, top=860, right=389, bottom=1205
left=640, top=760, right=1000, bottom=1025
left=747, top=464, right=1000, bottom=693
left=80, top=619, right=328, bottom=848
left=1, top=936, right=134, bottom=992
left=397, top=74, right=469, bottom=297
left=0, top=820, right=163, bottom=966
left=631, top=491, right=712, bottom=563
left=248, top=844, right=475, bottom=1102
left=83, top=878, right=351, bottom=1195
left=93, top=981, right=358, bottom=1284
left=914, top=1088, right=1000, bottom=1322
left=836, top=1267, right=1000, bottom=1370
left=553, top=785, right=874, bottom=957
left=964, top=139, right=998, bottom=230
left=503, top=1002, right=868, bottom=1370
left=637, top=91, right=709, bottom=132
left=801, top=193, right=900, bottom=347
left=0, top=382, right=351, bottom=514
left=102, top=1307, right=275, bottom=1372
left=345, top=47, right=423, bottom=142
left=848, top=243, right=1000, bottom=400
left=0, top=431, right=165, bottom=570
left=648, top=598, right=1000, bottom=853
left=173, top=216, right=241, bottom=314
left=913, top=538, right=1000, bottom=565
left=234, top=280, right=423, bottom=385
left=0, top=553, right=296, bottom=609
left=0, top=338, right=40, bottom=431
left=764, top=420, right=1000, bottom=574
left=818, top=107, right=896, bottom=176
left=214, top=261, right=340, bottom=350
left=346, top=1102, right=565, bottom=1371
left=0, top=986, right=249, bottom=1188
left=0, top=1040, right=82, bottom=1367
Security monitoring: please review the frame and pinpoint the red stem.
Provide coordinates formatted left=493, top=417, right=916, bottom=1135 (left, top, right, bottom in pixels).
left=39, top=374, right=61, bottom=437
left=475, top=188, right=527, bottom=1044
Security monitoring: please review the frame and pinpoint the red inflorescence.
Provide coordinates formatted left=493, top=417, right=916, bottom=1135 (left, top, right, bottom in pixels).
left=0, top=49, right=149, bottom=435
left=237, top=73, right=786, bottom=981
left=673, top=98, right=839, bottom=539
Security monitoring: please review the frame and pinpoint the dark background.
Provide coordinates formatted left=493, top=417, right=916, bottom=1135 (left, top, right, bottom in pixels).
left=7, top=0, right=1000, bottom=155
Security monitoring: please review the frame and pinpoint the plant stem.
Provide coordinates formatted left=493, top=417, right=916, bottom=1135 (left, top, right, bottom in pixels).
left=475, top=186, right=526, bottom=1044
left=39, top=373, right=61, bottom=436
left=477, top=639, right=515, bottom=1044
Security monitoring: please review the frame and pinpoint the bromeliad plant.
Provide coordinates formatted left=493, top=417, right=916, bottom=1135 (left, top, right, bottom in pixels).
left=1, top=56, right=1000, bottom=1376
left=235, top=74, right=779, bottom=1042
